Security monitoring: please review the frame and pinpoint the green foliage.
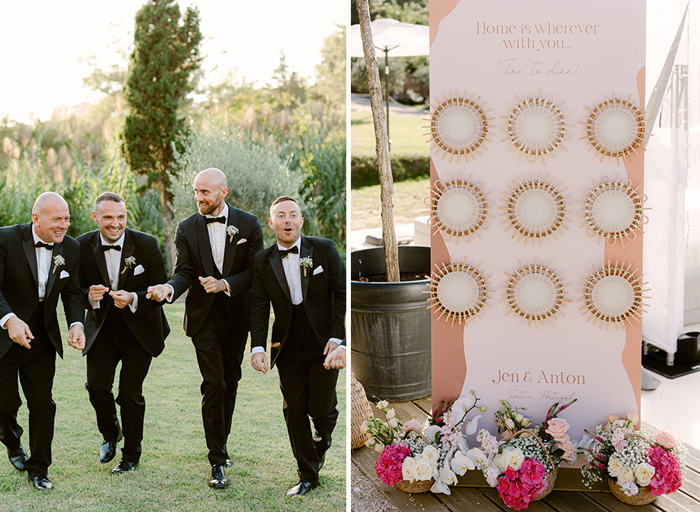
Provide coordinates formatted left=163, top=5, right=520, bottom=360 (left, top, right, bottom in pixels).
left=123, top=0, right=203, bottom=189
left=313, top=25, right=346, bottom=128
left=170, top=123, right=304, bottom=247
left=351, top=155, right=429, bottom=188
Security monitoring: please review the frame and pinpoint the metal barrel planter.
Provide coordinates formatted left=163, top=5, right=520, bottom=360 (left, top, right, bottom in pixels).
left=351, top=246, right=432, bottom=401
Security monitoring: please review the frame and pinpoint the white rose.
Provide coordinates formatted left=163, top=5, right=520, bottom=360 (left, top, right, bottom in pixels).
left=515, top=413, right=524, bottom=423
left=440, top=465, right=458, bottom=486
left=505, top=418, right=515, bottom=430
left=388, top=418, right=398, bottom=428
left=415, top=460, right=433, bottom=481
left=377, top=400, right=389, bottom=411
left=503, top=448, right=525, bottom=471
left=402, top=456, right=417, bottom=482
left=374, top=442, right=384, bottom=453
left=608, top=457, right=624, bottom=477
left=386, top=409, right=396, bottom=420
left=633, top=462, right=656, bottom=487
left=617, top=467, right=634, bottom=485
left=451, top=451, right=475, bottom=476
left=420, top=445, right=440, bottom=466
left=494, top=453, right=508, bottom=473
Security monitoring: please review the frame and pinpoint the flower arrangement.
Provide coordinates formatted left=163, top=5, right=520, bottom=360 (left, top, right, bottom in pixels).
left=121, top=256, right=136, bottom=274
left=299, top=256, right=313, bottom=277
left=52, top=254, right=65, bottom=274
left=579, top=413, right=686, bottom=504
left=365, top=392, right=486, bottom=494
left=227, top=225, right=239, bottom=243
left=478, top=399, right=576, bottom=510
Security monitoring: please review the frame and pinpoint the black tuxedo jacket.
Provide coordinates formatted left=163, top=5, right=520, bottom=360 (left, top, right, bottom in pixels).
left=167, top=203, right=263, bottom=337
left=77, top=228, right=170, bottom=357
left=250, top=236, right=346, bottom=367
left=0, top=223, right=83, bottom=359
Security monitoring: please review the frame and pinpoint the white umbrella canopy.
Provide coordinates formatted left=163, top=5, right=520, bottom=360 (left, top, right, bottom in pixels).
left=350, top=18, right=429, bottom=58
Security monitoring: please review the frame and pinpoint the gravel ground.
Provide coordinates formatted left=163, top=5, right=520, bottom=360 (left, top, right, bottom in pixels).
left=351, top=460, right=399, bottom=512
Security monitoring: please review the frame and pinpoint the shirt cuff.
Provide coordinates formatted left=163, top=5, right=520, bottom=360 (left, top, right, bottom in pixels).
left=0, top=312, right=16, bottom=329
left=251, top=346, right=265, bottom=355
left=69, top=322, right=83, bottom=329
left=336, top=344, right=347, bottom=350
left=329, top=337, right=343, bottom=347
left=165, top=284, right=175, bottom=303
left=222, top=279, right=231, bottom=297
left=88, top=295, right=100, bottom=309
left=129, top=292, right=138, bottom=313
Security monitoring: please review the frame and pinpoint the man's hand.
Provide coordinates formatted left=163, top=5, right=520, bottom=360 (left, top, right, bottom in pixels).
left=146, top=284, right=169, bottom=302
left=89, top=284, right=109, bottom=303
left=109, top=290, right=134, bottom=309
left=199, top=276, right=226, bottom=294
left=251, top=352, right=269, bottom=374
left=67, top=324, right=85, bottom=350
left=324, top=345, right=346, bottom=370
left=7, top=316, right=33, bottom=349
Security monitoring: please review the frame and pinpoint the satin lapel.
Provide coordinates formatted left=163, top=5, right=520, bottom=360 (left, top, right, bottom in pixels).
left=300, top=238, right=312, bottom=302
left=22, top=227, right=39, bottom=289
left=45, top=244, right=63, bottom=298
left=222, top=205, right=238, bottom=277
left=118, top=231, right=135, bottom=289
left=92, top=236, right=111, bottom=287
left=270, top=249, right=291, bottom=302
left=196, top=215, right=215, bottom=277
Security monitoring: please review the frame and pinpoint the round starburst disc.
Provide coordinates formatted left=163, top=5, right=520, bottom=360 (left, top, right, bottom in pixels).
left=504, top=261, right=567, bottom=327
left=583, top=94, right=647, bottom=163
left=427, top=178, right=491, bottom=242
left=428, top=261, right=491, bottom=325
left=580, top=262, right=646, bottom=328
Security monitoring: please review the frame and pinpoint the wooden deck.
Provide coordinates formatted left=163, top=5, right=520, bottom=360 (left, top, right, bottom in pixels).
left=352, top=397, right=700, bottom=511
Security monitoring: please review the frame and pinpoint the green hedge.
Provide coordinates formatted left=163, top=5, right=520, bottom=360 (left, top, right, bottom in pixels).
left=351, top=155, right=429, bottom=188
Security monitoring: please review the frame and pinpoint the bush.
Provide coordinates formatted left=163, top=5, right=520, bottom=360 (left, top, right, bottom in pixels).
left=170, top=123, right=304, bottom=246
left=351, top=155, right=429, bottom=188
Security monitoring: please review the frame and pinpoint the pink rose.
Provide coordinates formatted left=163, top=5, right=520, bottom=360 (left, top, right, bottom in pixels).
left=545, top=418, right=570, bottom=440
left=402, top=418, right=423, bottom=433
left=654, top=429, right=679, bottom=449
left=626, top=411, right=639, bottom=424
left=559, top=440, right=575, bottom=463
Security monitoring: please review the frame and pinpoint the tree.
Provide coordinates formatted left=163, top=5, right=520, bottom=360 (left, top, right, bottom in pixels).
left=313, top=24, right=346, bottom=129
left=123, top=0, right=202, bottom=270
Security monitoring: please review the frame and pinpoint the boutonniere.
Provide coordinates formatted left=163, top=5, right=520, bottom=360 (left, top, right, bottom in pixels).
left=300, top=256, right=313, bottom=277
left=227, top=225, right=239, bottom=243
left=121, top=256, right=136, bottom=275
left=52, top=255, right=65, bottom=274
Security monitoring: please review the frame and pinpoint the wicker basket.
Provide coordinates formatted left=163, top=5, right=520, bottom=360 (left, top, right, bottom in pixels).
left=395, top=478, right=434, bottom=494
left=607, top=432, right=657, bottom=506
left=350, top=373, right=372, bottom=449
left=608, top=479, right=657, bottom=505
left=512, top=429, right=558, bottom=501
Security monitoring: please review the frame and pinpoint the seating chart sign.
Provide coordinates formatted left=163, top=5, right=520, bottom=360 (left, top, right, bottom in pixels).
left=429, top=0, right=647, bottom=454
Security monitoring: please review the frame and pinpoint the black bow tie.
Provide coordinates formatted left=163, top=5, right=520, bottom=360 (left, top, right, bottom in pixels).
left=101, top=245, right=122, bottom=252
left=35, top=241, right=54, bottom=249
left=279, top=246, right=299, bottom=259
left=204, top=216, right=226, bottom=225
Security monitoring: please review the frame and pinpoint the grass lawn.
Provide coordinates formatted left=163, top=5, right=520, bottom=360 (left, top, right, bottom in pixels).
left=351, top=110, right=429, bottom=158
left=0, top=299, right=346, bottom=511
left=350, top=177, right=430, bottom=231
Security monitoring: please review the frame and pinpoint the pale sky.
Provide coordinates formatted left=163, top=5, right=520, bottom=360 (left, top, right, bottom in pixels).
left=0, top=0, right=346, bottom=123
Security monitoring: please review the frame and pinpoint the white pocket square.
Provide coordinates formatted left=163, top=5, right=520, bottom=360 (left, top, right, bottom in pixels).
left=60, top=270, right=70, bottom=279
left=313, top=265, right=324, bottom=276
left=237, top=238, right=247, bottom=245
left=134, top=264, right=145, bottom=276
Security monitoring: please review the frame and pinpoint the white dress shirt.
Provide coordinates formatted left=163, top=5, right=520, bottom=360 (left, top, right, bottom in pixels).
left=89, top=233, right=138, bottom=313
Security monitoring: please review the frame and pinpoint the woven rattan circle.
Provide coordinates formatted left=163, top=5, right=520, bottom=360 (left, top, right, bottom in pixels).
left=582, top=93, right=647, bottom=164
left=579, top=177, right=648, bottom=247
left=428, top=260, right=491, bottom=326
left=504, top=260, right=568, bottom=328
left=501, top=91, right=570, bottom=164
left=579, top=261, right=648, bottom=330
left=428, top=91, right=493, bottom=163
left=427, top=177, right=492, bottom=243
left=500, top=173, right=571, bottom=245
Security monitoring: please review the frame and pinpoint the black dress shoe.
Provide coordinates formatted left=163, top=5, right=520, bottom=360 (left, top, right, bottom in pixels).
left=223, top=445, right=231, bottom=467
left=209, top=464, right=228, bottom=489
left=7, top=444, right=27, bottom=471
left=286, top=480, right=318, bottom=496
left=111, top=460, right=138, bottom=475
left=28, top=475, right=54, bottom=490
left=99, top=440, right=118, bottom=463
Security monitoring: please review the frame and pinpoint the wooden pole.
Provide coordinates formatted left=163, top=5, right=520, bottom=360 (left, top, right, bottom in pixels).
left=356, top=0, right=400, bottom=282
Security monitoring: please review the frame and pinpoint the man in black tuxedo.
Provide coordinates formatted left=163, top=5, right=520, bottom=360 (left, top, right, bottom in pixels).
left=147, top=168, right=263, bottom=489
left=250, top=196, right=345, bottom=496
left=77, top=192, right=170, bottom=474
left=0, top=192, right=85, bottom=490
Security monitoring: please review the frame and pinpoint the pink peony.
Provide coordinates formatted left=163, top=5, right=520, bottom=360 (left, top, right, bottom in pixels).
left=496, top=459, right=548, bottom=510
left=545, top=418, right=570, bottom=441
left=375, top=443, right=411, bottom=487
left=654, top=429, right=679, bottom=449
left=646, top=446, right=683, bottom=496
